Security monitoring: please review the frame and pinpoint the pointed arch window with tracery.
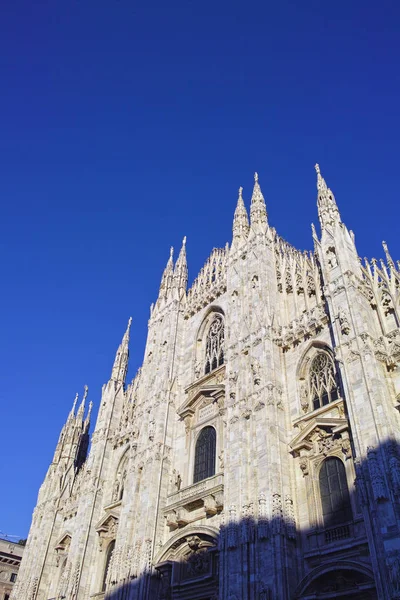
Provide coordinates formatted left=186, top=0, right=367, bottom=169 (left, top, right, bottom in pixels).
left=309, top=352, right=339, bottom=411
left=204, top=314, right=224, bottom=375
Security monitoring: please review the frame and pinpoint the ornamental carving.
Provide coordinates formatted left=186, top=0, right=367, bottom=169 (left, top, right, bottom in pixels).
left=374, top=332, right=400, bottom=370
left=337, top=309, right=350, bottom=335
left=96, top=514, right=119, bottom=551
left=367, top=446, right=388, bottom=502
left=386, top=549, right=400, bottom=596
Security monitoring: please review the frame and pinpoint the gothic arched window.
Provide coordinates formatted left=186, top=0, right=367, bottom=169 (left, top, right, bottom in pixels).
left=205, top=314, right=224, bottom=375
left=319, top=457, right=352, bottom=527
left=102, top=540, right=115, bottom=592
left=309, top=352, right=339, bottom=411
left=193, top=426, right=216, bottom=483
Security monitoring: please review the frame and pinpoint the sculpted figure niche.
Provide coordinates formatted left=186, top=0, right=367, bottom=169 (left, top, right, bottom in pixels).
left=205, top=314, right=225, bottom=375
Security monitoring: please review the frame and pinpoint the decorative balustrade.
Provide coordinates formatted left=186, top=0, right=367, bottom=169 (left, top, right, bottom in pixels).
left=165, top=474, right=224, bottom=530
left=324, top=522, right=351, bottom=543
left=166, top=474, right=224, bottom=508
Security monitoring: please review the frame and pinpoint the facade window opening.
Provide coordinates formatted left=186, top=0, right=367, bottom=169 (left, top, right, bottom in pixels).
left=319, top=457, right=352, bottom=528
left=309, top=352, right=339, bottom=411
left=193, top=426, right=216, bottom=483
left=205, top=315, right=224, bottom=375
left=102, top=540, right=115, bottom=592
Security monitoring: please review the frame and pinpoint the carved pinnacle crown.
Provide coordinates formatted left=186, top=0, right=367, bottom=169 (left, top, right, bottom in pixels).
left=315, top=163, right=320, bottom=175
left=254, top=172, right=258, bottom=182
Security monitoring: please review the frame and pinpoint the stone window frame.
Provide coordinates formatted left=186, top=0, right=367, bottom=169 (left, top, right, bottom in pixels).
left=193, top=425, right=217, bottom=484
left=193, top=307, right=225, bottom=381
left=187, top=416, right=222, bottom=487
left=297, top=343, right=341, bottom=416
left=101, top=538, right=116, bottom=592
left=318, top=456, right=353, bottom=527
left=308, top=448, right=357, bottom=532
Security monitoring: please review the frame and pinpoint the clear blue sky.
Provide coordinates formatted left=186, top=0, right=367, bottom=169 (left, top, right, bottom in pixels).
left=1, top=0, right=399, bottom=538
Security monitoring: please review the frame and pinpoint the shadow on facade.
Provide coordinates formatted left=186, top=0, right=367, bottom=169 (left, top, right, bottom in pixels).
left=102, top=438, right=400, bottom=600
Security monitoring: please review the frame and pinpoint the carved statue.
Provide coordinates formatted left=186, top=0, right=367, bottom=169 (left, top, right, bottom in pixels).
left=219, top=450, right=224, bottom=470
left=338, top=309, right=351, bottom=335
left=174, top=471, right=182, bottom=491
left=300, top=383, right=309, bottom=413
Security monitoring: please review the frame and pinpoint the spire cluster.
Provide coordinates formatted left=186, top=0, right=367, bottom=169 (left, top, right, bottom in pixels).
left=53, top=386, right=92, bottom=468
left=154, top=237, right=188, bottom=312
left=231, top=172, right=268, bottom=245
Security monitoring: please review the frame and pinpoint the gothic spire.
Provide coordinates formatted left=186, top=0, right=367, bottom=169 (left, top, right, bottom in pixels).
left=315, top=164, right=341, bottom=228
left=76, top=385, right=88, bottom=421
left=174, top=236, right=188, bottom=299
left=111, top=317, right=132, bottom=384
left=67, top=392, right=79, bottom=423
left=232, top=186, right=249, bottom=244
left=250, top=172, right=268, bottom=232
left=158, top=246, right=174, bottom=298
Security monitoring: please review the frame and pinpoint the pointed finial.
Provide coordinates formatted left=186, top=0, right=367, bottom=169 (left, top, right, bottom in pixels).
left=72, top=392, right=78, bottom=413
left=311, top=223, right=317, bottom=237
left=182, top=236, right=186, bottom=246
left=239, top=186, right=243, bottom=197
left=170, top=246, right=174, bottom=258
left=382, top=241, right=395, bottom=270
left=315, top=163, right=320, bottom=175
left=83, top=385, right=88, bottom=401
left=250, top=171, right=267, bottom=229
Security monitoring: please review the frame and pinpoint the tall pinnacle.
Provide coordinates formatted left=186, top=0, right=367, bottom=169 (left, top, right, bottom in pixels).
left=382, top=241, right=395, bottom=271
left=315, top=164, right=341, bottom=228
left=111, top=317, right=132, bottom=384
left=174, top=236, right=188, bottom=299
left=76, top=385, right=88, bottom=420
left=250, top=172, right=268, bottom=232
left=232, top=186, right=249, bottom=243
left=158, top=246, right=174, bottom=298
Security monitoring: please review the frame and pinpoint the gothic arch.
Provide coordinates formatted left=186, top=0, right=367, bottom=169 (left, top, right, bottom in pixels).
left=154, top=525, right=219, bottom=564
left=295, top=560, right=376, bottom=598
left=296, top=342, right=339, bottom=413
left=296, top=341, right=334, bottom=380
left=193, top=307, right=225, bottom=379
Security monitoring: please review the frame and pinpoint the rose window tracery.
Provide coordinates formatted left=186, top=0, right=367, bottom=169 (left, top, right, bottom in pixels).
left=205, top=315, right=224, bottom=374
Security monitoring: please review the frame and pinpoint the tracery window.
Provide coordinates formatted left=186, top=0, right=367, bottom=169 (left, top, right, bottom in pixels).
left=102, top=540, right=115, bottom=592
left=193, top=426, right=216, bottom=483
left=319, top=457, right=352, bottom=527
left=309, top=352, right=339, bottom=411
left=205, top=315, right=224, bottom=375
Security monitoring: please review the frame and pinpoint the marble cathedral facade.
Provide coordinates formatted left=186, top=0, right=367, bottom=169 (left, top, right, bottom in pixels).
left=13, top=167, right=400, bottom=600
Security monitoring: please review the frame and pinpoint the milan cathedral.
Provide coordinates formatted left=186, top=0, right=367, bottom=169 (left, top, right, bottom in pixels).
left=13, top=167, right=400, bottom=600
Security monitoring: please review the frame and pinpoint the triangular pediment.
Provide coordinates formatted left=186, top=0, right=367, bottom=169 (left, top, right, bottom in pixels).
left=95, top=510, right=119, bottom=534
left=178, top=383, right=224, bottom=419
left=55, top=533, right=72, bottom=552
left=290, top=417, right=348, bottom=454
